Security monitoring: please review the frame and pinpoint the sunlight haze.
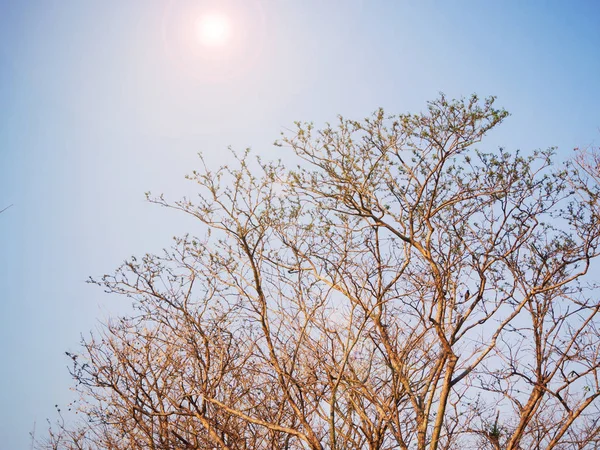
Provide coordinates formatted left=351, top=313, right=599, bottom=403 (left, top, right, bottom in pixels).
left=196, top=13, right=233, bottom=47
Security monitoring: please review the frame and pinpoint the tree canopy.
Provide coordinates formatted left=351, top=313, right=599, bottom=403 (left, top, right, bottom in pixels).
left=42, top=95, right=600, bottom=450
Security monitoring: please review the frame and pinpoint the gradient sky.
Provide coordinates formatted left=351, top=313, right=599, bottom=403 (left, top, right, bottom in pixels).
left=1, top=1, right=599, bottom=448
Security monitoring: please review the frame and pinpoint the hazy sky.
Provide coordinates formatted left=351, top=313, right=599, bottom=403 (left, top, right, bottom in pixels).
left=1, top=1, right=599, bottom=448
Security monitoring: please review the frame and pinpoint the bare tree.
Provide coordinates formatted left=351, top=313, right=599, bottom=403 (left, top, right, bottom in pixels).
left=41, top=95, right=600, bottom=450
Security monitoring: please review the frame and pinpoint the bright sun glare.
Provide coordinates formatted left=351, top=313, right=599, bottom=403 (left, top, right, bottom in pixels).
left=196, top=13, right=232, bottom=47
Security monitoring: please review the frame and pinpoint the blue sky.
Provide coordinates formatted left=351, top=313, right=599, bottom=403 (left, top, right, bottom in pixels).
left=1, top=1, right=599, bottom=448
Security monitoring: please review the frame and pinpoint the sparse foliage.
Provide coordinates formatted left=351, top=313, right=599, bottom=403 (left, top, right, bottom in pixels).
left=41, top=96, right=600, bottom=450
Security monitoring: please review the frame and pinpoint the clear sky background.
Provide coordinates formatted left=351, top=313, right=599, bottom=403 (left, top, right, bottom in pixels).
left=1, top=1, right=599, bottom=448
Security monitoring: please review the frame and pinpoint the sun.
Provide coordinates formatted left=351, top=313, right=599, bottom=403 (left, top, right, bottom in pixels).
left=196, top=13, right=232, bottom=47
